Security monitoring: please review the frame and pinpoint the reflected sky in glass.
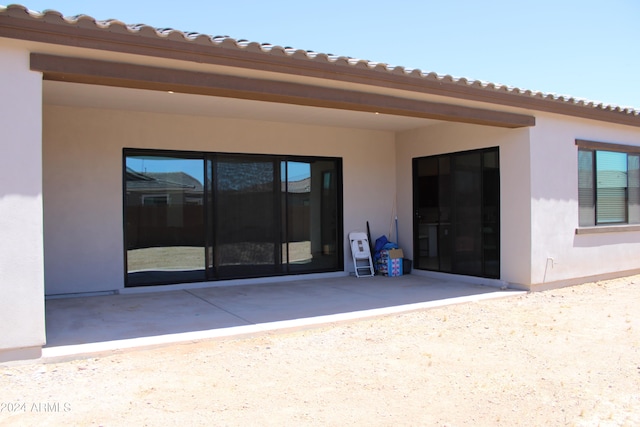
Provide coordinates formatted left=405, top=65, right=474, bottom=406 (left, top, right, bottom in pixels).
left=126, top=157, right=204, bottom=185
left=281, top=161, right=311, bottom=182
left=596, top=151, right=627, bottom=187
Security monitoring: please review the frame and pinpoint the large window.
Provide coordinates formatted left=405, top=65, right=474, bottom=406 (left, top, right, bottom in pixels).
left=124, top=149, right=343, bottom=286
left=577, top=140, right=640, bottom=227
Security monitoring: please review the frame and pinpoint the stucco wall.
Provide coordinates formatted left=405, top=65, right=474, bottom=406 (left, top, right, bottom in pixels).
left=39, top=95, right=640, bottom=296
left=396, top=122, right=532, bottom=286
left=43, top=105, right=396, bottom=295
left=0, top=46, right=46, bottom=355
left=529, top=114, right=640, bottom=287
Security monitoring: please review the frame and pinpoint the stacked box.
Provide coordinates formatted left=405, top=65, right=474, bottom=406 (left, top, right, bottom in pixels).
left=376, top=249, right=403, bottom=277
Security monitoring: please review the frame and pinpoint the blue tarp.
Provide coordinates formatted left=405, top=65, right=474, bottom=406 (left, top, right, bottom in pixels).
left=373, top=235, right=398, bottom=265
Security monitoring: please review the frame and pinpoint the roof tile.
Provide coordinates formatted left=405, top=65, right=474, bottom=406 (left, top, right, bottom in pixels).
left=1, top=4, right=639, bottom=117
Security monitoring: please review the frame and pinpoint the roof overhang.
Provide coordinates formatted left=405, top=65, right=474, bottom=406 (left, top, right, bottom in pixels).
left=31, top=53, right=534, bottom=129
left=2, top=5, right=638, bottom=128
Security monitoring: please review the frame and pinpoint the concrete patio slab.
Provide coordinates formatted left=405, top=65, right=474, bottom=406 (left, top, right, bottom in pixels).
left=43, top=274, right=524, bottom=361
left=45, top=290, right=245, bottom=346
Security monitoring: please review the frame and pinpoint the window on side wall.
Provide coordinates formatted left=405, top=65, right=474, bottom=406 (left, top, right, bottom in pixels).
left=577, top=140, right=640, bottom=227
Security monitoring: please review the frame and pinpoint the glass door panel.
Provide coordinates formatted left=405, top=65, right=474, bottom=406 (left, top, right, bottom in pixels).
left=415, top=157, right=439, bottom=270
left=284, top=161, right=313, bottom=271
left=214, top=156, right=278, bottom=278
left=413, top=148, right=499, bottom=279
left=438, top=156, right=452, bottom=272
left=283, top=160, right=340, bottom=273
left=482, top=150, right=500, bottom=278
left=452, top=152, right=482, bottom=276
left=320, top=163, right=340, bottom=269
left=125, top=155, right=205, bottom=286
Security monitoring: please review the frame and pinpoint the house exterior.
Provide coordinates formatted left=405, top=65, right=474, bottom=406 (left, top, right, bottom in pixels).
left=1, top=4, right=639, bottom=361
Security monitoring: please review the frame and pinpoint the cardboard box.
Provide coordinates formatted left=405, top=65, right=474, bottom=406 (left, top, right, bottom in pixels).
left=376, top=249, right=404, bottom=276
left=388, top=248, right=404, bottom=259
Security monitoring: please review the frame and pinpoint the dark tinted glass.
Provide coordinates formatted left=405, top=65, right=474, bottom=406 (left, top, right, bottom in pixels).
left=415, top=157, right=441, bottom=271
left=452, top=152, right=482, bottom=276
left=215, top=156, right=278, bottom=278
left=414, top=147, right=499, bottom=279
left=125, top=151, right=342, bottom=285
left=482, top=150, right=500, bottom=278
left=284, top=160, right=340, bottom=273
left=125, top=155, right=205, bottom=285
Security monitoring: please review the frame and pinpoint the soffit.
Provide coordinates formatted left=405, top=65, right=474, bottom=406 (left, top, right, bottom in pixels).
left=31, top=53, right=534, bottom=128
left=43, top=81, right=442, bottom=132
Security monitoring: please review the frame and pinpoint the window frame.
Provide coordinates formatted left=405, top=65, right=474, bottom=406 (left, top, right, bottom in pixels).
left=575, top=139, right=640, bottom=234
left=123, top=148, right=344, bottom=287
left=412, top=147, right=501, bottom=279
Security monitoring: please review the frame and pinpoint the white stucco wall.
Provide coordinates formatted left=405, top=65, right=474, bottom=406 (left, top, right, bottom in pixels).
left=396, top=122, right=532, bottom=286
left=529, top=114, right=640, bottom=287
left=0, top=46, right=46, bottom=356
left=43, top=105, right=396, bottom=295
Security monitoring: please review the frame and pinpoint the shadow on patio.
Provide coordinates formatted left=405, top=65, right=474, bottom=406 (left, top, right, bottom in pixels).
left=44, top=274, right=521, bottom=355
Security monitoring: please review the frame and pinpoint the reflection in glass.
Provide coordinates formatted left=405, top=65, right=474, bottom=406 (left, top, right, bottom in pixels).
left=284, top=161, right=312, bottom=266
left=596, top=151, right=627, bottom=224
left=629, top=155, right=640, bottom=224
left=578, top=149, right=595, bottom=226
left=125, top=156, right=205, bottom=285
left=283, top=160, right=340, bottom=273
left=124, top=152, right=342, bottom=286
left=215, top=157, right=277, bottom=278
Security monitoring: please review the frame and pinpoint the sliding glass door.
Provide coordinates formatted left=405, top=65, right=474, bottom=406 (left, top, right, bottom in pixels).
left=282, top=160, right=340, bottom=273
left=413, top=147, right=500, bottom=279
left=125, top=155, right=206, bottom=285
left=214, top=156, right=279, bottom=279
left=124, top=150, right=342, bottom=286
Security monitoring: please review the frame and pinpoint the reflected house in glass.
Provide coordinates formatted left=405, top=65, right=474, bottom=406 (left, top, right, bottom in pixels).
left=125, top=166, right=206, bottom=282
left=123, top=152, right=341, bottom=286
left=2, top=4, right=640, bottom=361
left=283, top=176, right=312, bottom=254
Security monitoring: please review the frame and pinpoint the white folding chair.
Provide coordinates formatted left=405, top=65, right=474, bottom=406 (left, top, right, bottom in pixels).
left=349, top=232, right=374, bottom=277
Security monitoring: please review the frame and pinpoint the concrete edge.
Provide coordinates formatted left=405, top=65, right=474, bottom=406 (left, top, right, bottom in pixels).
left=34, top=288, right=524, bottom=364
left=410, top=269, right=509, bottom=289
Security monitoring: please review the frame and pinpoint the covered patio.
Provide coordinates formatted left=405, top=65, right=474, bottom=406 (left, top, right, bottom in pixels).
left=43, top=274, right=522, bottom=360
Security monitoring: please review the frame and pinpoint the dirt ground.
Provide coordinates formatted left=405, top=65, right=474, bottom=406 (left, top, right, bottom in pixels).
left=1, top=275, right=639, bottom=426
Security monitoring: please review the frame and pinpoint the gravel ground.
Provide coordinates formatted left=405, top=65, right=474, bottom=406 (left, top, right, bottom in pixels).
left=1, top=275, right=639, bottom=426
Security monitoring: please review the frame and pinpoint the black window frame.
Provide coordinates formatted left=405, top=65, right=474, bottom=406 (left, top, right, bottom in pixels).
left=123, top=148, right=344, bottom=287
left=412, top=147, right=501, bottom=279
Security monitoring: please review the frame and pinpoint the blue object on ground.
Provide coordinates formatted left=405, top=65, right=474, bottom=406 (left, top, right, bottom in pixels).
left=373, top=235, right=398, bottom=265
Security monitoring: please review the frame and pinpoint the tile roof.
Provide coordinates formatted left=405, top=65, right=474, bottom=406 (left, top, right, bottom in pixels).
left=125, top=168, right=204, bottom=191
left=1, top=4, right=639, bottom=120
